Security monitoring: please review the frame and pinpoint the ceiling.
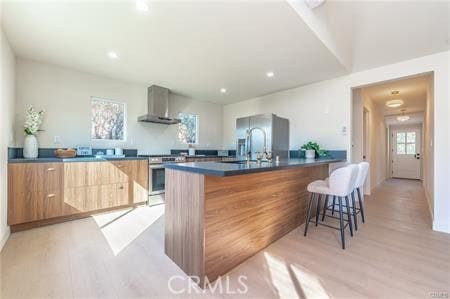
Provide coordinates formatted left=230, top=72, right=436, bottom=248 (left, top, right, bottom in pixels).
left=1, top=1, right=448, bottom=104
left=0, top=1, right=347, bottom=104
left=362, top=74, right=431, bottom=121
left=349, top=1, right=450, bottom=72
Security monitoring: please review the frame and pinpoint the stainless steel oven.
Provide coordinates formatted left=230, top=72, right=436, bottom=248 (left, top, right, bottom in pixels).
left=147, top=156, right=186, bottom=205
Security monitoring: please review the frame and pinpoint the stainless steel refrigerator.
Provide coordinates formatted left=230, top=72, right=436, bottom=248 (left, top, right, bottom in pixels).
left=236, top=113, right=289, bottom=160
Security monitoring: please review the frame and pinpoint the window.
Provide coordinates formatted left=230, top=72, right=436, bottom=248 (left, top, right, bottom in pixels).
left=91, top=97, right=126, bottom=141
left=178, top=112, right=198, bottom=144
left=396, top=131, right=416, bottom=155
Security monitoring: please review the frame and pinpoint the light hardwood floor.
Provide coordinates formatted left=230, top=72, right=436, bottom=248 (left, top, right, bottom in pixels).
left=1, top=179, right=449, bottom=299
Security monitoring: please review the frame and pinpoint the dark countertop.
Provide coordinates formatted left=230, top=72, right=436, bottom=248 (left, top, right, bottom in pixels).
left=164, top=158, right=345, bottom=176
left=8, top=156, right=148, bottom=163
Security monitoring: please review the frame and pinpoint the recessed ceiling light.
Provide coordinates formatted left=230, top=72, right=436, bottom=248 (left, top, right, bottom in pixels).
left=220, top=88, right=227, bottom=93
left=136, top=0, right=150, bottom=12
left=107, top=51, right=119, bottom=59
left=386, top=99, right=403, bottom=108
left=305, top=0, right=326, bottom=9
left=266, top=72, right=275, bottom=78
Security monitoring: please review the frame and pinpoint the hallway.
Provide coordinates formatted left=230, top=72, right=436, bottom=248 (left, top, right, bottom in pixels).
left=1, top=179, right=449, bottom=299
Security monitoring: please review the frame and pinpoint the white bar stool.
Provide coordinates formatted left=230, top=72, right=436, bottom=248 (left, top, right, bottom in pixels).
left=352, top=162, right=369, bottom=228
left=304, top=165, right=359, bottom=249
left=322, top=162, right=369, bottom=231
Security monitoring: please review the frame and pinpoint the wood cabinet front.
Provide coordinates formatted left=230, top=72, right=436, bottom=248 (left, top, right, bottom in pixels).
left=8, top=159, right=148, bottom=227
left=8, top=190, right=63, bottom=225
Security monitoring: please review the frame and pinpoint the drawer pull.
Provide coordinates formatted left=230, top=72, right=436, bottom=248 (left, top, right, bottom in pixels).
left=47, top=194, right=56, bottom=198
left=119, top=186, right=124, bottom=190
left=47, top=168, right=56, bottom=171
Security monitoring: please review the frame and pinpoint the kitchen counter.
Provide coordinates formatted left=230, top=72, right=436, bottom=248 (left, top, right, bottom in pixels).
left=8, top=156, right=148, bottom=163
left=164, top=157, right=343, bottom=176
left=164, top=157, right=341, bottom=287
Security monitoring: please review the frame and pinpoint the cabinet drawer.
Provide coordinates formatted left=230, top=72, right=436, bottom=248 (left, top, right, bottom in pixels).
left=86, top=162, right=129, bottom=185
left=8, top=190, right=63, bottom=225
left=9, top=163, right=63, bottom=193
left=64, top=183, right=129, bottom=213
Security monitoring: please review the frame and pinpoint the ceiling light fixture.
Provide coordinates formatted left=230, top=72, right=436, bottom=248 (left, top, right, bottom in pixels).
left=136, top=0, right=150, bottom=12
left=266, top=72, right=275, bottom=78
left=220, top=88, right=227, bottom=93
left=107, top=51, right=119, bottom=59
left=386, top=99, right=403, bottom=108
left=397, top=109, right=410, bottom=122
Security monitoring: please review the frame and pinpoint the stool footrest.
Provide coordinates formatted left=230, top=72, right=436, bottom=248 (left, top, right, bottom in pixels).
left=308, top=220, right=349, bottom=231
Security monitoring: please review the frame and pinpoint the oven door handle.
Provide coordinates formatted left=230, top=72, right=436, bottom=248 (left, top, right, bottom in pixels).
left=150, top=164, right=164, bottom=169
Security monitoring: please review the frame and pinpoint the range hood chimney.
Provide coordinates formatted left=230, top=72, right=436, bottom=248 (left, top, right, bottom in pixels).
left=137, top=85, right=181, bottom=125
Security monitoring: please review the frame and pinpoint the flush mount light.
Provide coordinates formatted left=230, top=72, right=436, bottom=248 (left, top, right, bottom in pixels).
left=220, top=88, right=227, bottom=93
left=266, top=72, right=275, bottom=78
left=136, top=0, right=150, bottom=12
left=397, top=115, right=410, bottom=122
left=397, top=109, right=410, bottom=122
left=107, top=51, right=119, bottom=59
left=386, top=99, right=404, bottom=108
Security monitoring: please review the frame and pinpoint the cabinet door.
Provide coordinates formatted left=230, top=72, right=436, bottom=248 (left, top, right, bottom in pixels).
left=8, top=190, right=63, bottom=225
left=9, top=163, right=63, bottom=193
left=64, top=162, right=87, bottom=188
left=64, top=183, right=129, bottom=213
left=112, top=161, right=132, bottom=183
left=128, top=160, right=149, bottom=203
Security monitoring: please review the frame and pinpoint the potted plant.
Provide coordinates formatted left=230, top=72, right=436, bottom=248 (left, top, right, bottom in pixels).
left=301, top=141, right=327, bottom=159
left=23, top=105, right=45, bottom=159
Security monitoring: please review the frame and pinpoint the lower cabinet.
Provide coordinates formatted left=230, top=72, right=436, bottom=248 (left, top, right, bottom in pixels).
left=8, top=159, right=149, bottom=227
left=8, top=190, right=64, bottom=225
left=64, top=183, right=129, bottom=213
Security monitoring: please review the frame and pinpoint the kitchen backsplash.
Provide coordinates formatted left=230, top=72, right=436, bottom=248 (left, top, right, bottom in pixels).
left=8, top=147, right=138, bottom=159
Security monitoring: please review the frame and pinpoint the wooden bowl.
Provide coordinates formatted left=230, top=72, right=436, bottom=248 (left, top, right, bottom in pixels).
left=54, top=149, right=77, bottom=158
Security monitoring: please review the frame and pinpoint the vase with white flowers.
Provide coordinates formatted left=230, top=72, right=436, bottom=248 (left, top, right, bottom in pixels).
left=23, top=105, right=45, bottom=158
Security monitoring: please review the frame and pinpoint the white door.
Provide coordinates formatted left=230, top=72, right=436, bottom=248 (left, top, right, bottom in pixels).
left=392, top=128, right=421, bottom=179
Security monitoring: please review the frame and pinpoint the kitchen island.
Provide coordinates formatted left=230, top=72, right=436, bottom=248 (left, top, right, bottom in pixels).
left=164, top=157, right=343, bottom=286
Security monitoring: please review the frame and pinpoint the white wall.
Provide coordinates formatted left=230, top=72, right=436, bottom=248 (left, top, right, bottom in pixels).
left=223, top=75, right=350, bottom=151
left=0, top=28, right=16, bottom=250
left=362, top=90, right=387, bottom=191
left=15, top=59, right=223, bottom=154
left=223, top=51, right=450, bottom=233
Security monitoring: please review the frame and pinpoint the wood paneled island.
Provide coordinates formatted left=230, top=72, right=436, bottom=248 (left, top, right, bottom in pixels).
left=164, top=158, right=342, bottom=286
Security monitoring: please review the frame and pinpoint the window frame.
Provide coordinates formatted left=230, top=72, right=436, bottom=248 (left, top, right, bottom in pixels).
left=395, top=131, right=416, bottom=155
left=178, top=112, right=199, bottom=145
left=90, top=96, right=127, bottom=142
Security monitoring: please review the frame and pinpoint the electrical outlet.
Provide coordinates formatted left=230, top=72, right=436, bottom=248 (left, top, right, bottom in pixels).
left=341, top=126, right=347, bottom=136
left=54, top=136, right=62, bottom=145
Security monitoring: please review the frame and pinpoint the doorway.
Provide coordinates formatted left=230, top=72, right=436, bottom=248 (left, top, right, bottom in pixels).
left=391, top=127, right=422, bottom=179
left=351, top=73, right=433, bottom=197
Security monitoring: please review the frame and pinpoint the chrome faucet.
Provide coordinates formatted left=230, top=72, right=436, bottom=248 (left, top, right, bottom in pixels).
left=246, top=127, right=268, bottom=162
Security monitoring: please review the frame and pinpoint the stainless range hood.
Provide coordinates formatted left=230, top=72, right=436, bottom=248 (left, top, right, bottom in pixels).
left=137, top=85, right=181, bottom=125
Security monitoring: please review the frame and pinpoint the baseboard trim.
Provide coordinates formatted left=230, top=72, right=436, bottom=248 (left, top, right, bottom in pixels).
left=422, top=181, right=434, bottom=224
left=0, top=227, right=11, bottom=252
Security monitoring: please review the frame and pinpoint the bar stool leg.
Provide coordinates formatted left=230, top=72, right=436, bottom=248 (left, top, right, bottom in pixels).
left=321, top=195, right=329, bottom=221
left=357, top=187, right=366, bottom=223
left=304, top=193, right=315, bottom=236
left=315, top=194, right=322, bottom=226
left=338, top=196, right=345, bottom=249
left=331, top=196, right=336, bottom=215
left=351, top=190, right=358, bottom=231
left=345, top=195, right=353, bottom=237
